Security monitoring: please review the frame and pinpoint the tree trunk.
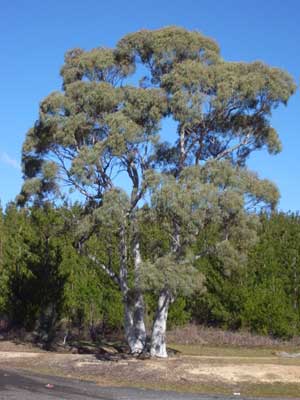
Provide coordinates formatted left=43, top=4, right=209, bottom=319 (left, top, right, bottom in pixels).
left=120, top=223, right=146, bottom=354
left=150, top=289, right=171, bottom=358
left=150, top=221, right=179, bottom=358
left=123, top=291, right=146, bottom=353
left=132, top=289, right=146, bottom=351
left=124, top=301, right=139, bottom=352
left=123, top=289, right=147, bottom=353
left=132, top=237, right=146, bottom=351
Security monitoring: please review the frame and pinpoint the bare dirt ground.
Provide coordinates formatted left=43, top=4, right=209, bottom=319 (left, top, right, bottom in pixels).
left=1, top=340, right=300, bottom=398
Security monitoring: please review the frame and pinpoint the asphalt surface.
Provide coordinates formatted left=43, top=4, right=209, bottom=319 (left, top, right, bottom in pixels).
left=0, top=369, right=297, bottom=400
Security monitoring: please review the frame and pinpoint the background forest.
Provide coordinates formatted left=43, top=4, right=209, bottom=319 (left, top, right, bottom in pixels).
left=1, top=203, right=300, bottom=345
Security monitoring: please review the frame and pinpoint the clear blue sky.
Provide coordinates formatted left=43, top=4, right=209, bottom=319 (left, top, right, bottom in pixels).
left=1, top=0, right=299, bottom=211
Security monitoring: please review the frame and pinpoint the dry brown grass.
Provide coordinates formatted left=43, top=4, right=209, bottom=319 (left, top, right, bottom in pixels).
left=167, top=324, right=300, bottom=347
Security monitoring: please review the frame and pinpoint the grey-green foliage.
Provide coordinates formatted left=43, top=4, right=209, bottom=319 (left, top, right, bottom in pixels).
left=139, top=160, right=279, bottom=298
left=20, top=26, right=294, bottom=205
left=117, top=27, right=295, bottom=172
left=19, top=54, right=168, bottom=205
left=161, top=60, right=295, bottom=167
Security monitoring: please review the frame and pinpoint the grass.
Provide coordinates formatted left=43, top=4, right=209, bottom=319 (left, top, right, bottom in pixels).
left=167, top=324, right=300, bottom=347
left=171, top=343, right=300, bottom=356
left=170, top=343, right=278, bottom=357
left=4, top=325, right=300, bottom=398
left=127, top=381, right=300, bottom=398
left=134, top=381, right=300, bottom=398
left=13, top=341, right=300, bottom=398
left=21, top=365, right=300, bottom=399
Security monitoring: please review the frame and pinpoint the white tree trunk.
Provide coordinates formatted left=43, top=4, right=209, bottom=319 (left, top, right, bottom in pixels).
left=124, top=302, right=135, bottom=350
left=120, top=224, right=146, bottom=354
left=123, top=290, right=147, bottom=353
left=132, top=238, right=146, bottom=351
left=150, top=289, right=170, bottom=358
left=150, top=221, right=178, bottom=358
left=132, top=290, right=146, bottom=351
left=119, top=223, right=137, bottom=353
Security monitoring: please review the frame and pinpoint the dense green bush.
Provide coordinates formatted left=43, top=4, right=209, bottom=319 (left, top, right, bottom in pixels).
left=1, top=203, right=300, bottom=341
left=190, top=213, right=300, bottom=338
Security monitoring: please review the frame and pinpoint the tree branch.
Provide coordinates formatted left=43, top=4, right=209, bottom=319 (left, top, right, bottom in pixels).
left=214, top=134, right=251, bottom=161
left=87, top=254, right=120, bottom=287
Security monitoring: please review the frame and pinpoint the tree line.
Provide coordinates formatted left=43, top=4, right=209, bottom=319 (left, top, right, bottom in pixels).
left=1, top=204, right=300, bottom=345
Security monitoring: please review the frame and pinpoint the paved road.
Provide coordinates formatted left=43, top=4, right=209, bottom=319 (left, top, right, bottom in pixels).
left=0, top=369, right=297, bottom=400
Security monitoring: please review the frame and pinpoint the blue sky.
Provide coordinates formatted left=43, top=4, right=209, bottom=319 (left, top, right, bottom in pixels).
left=0, top=0, right=299, bottom=210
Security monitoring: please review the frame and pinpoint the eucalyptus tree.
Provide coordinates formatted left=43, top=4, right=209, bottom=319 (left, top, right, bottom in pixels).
left=20, top=26, right=295, bottom=356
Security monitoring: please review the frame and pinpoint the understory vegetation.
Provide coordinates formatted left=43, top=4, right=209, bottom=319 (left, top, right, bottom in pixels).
left=1, top=204, right=300, bottom=343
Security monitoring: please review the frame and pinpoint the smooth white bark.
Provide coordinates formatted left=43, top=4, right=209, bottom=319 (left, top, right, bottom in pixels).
left=120, top=224, right=146, bottom=354
left=123, top=291, right=146, bottom=353
left=124, top=302, right=139, bottom=352
left=150, top=221, right=179, bottom=358
left=132, top=238, right=146, bottom=351
left=150, top=289, right=170, bottom=358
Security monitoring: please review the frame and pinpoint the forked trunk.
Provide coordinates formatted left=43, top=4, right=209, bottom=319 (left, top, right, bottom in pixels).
left=150, top=289, right=171, bottom=358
